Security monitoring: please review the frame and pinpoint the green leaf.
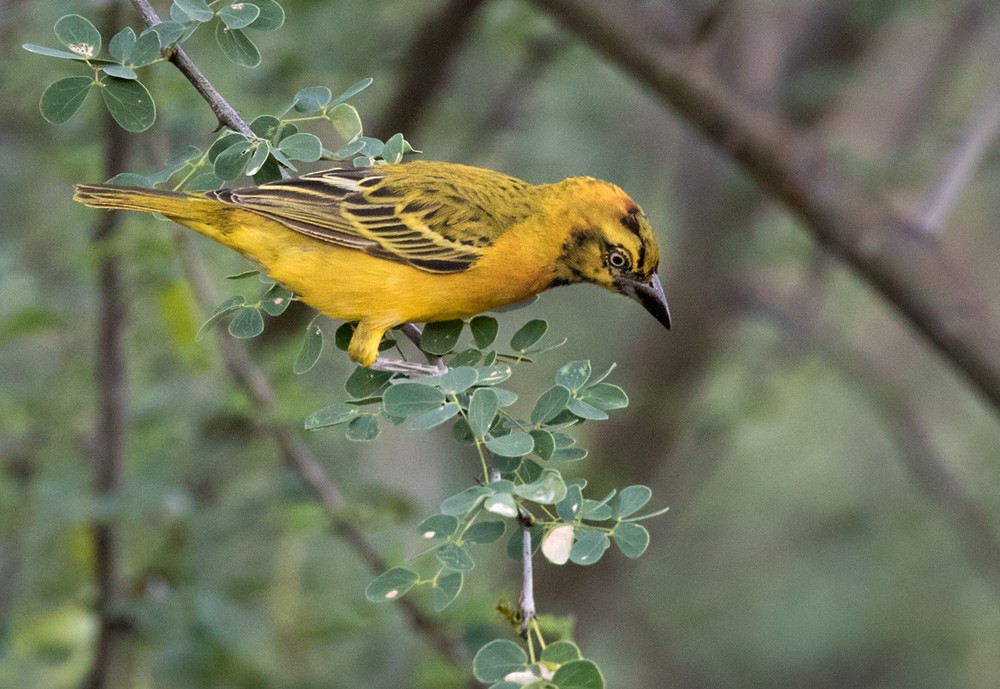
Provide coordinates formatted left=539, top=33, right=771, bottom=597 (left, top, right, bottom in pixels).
left=508, top=524, right=544, bottom=560
left=108, top=27, right=136, bottom=62
left=244, top=143, right=271, bottom=176
left=127, top=28, right=161, bottom=67
left=249, top=114, right=281, bottom=139
left=208, top=132, right=246, bottom=161
left=149, top=21, right=185, bottom=49
left=570, top=528, right=610, bottom=566
left=173, top=0, right=214, bottom=22
left=531, top=386, right=570, bottom=426
left=614, top=485, right=652, bottom=518
left=246, top=0, right=285, bottom=30
left=510, top=319, right=547, bottom=351
left=513, top=469, right=567, bottom=505
left=277, top=132, right=322, bottom=162
left=382, top=383, right=446, bottom=418
left=195, top=295, right=246, bottom=340
left=440, top=486, right=489, bottom=516
left=54, top=14, right=101, bottom=58
left=530, top=429, right=554, bottom=460
left=551, top=659, right=605, bottom=689
left=23, top=44, right=93, bottom=61
left=304, top=402, right=357, bottom=430
left=477, top=364, right=512, bottom=386
left=613, top=522, right=650, bottom=559
left=346, top=414, right=379, bottom=441
left=260, top=284, right=293, bottom=316
left=551, top=447, right=588, bottom=462
left=464, top=520, right=505, bottom=544
left=219, top=2, right=261, bottom=29
left=473, top=640, right=529, bottom=683
left=293, top=323, right=323, bottom=374
left=365, top=567, right=417, bottom=602
left=580, top=382, right=628, bottom=411
left=334, top=138, right=367, bottom=159
left=486, top=432, right=534, bottom=458
left=556, top=484, right=583, bottom=523
left=331, top=76, right=374, bottom=106
left=436, top=366, right=478, bottom=394
left=580, top=499, right=614, bottom=521
left=328, top=102, right=363, bottom=142
left=382, top=132, right=405, bottom=164
left=100, top=76, right=156, bottom=132
left=356, top=136, right=384, bottom=158
left=334, top=322, right=354, bottom=351
left=468, top=388, right=499, bottom=439
left=101, top=65, right=137, bottom=80
left=214, top=23, right=260, bottom=67
left=566, top=397, right=608, bottom=421
left=344, top=368, right=392, bottom=399
left=214, top=140, right=253, bottom=180
left=432, top=570, right=462, bottom=612
left=540, top=640, right=582, bottom=665
left=468, top=315, right=499, bottom=348
left=418, top=514, right=458, bottom=540
left=292, top=85, right=332, bottom=113
left=105, top=172, right=152, bottom=187
left=39, top=77, right=92, bottom=124
left=556, top=360, right=592, bottom=392
left=186, top=171, right=224, bottom=192
left=449, top=348, right=481, bottom=367
left=407, top=403, right=459, bottom=430
left=484, top=492, right=518, bottom=518
left=436, top=543, right=475, bottom=572
left=227, top=307, right=264, bottom=338
left=421, top=319, right=464, bottom=355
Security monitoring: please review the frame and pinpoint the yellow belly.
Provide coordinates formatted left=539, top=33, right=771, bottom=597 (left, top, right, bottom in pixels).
left=185, top=209, right=556, bottom=365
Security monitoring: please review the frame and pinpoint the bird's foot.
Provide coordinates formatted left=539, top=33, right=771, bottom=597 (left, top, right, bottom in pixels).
left=369, top=356, right=448, bottom=377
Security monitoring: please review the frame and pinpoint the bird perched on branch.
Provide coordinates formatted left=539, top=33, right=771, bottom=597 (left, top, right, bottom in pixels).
left=75, top=161, right=670, bottom=372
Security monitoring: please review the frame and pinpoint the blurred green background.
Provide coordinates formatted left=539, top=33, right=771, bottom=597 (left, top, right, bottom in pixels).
left=3, top=0, right=1000, bottom=687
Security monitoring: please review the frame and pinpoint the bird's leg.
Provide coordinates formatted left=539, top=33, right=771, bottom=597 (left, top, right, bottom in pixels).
left=369, top=357, right=447, bottom=376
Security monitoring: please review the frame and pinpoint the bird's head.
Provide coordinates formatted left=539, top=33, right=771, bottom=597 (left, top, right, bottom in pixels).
left=549, top=178, right=671, bottom=330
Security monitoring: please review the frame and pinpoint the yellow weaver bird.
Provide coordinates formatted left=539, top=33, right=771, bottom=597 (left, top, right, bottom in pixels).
left=75, top=161, right=670, bottom=372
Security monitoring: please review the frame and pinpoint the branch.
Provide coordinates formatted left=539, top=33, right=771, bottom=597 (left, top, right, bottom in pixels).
left=128, top=0, right=254, bottom=136
left=84, top=6, right=136, bottom=688
left=527, top=0, right=1000, bottom=416
left=519, top=520, right=536, bottom=636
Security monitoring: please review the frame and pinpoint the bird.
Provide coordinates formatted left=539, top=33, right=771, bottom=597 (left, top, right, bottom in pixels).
left=74, top=160, right=670, bottom=373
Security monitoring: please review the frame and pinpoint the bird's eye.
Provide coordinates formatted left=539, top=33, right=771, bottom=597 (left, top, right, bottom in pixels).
left=608, top=248, right=631, bottom=270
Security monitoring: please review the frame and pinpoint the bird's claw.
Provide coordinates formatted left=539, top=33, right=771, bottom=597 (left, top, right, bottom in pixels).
left=369, top=357, right=448, bottom=377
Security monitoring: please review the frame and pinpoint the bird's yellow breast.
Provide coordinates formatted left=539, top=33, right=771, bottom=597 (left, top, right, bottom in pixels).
left=200, top=209, right=561, bottom=329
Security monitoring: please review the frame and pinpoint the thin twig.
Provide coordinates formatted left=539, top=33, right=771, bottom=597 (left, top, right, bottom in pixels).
left=916, top=76, right=1000, bottom=234
left=128, top=0, right=253, bottom=137
left=519, top=522, right=536, bottom=636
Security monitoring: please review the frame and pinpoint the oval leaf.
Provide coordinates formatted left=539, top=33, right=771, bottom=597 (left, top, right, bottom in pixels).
left=214, top=23, right=260, bottom=67
left=108, top=27, right=136, bottom=62
left=513, top=469, right=567, bottom=505
left=473, top=640, right=529, bottom=683
left=365, top=567, right=417, bottom=602
left=382, top=383, right=446, bottom=418
left=510, top=319, right=547, bottom=351
left=613, top=522, right=650, bottom=559
left=40, top=76, right=92, bottom=124
left=129, top=29, right=162, bottom=66
left=469, top=315, right=499, bottom=348
left=246, top=0, right=285, bottom=30
left=486, top=432, right=534, bottom=458
left=345, top=414, right=379, bottom=441
left=420, top=319, right=464, bottom=355
left=219, top=2, right=261, bottom=29
left=292, top=85, right=332, bottom=113
left=100, top=77, right=156, bottom=132
left=277, top=132, right=322, bottom=162
left=227, top=306, right=264, bottom=338
left=435, top=543, right=475, bottom=572
left=570, top=528, right=610, bottom=566
left=54, top=14, right=101, bottom=58
left=432, top=570, right=463, bottom=612
left=418, top=514, right=458, bottom=540
left=541, top=524, right=574, bottom=565
left=551, top=659, right=606, bottom=689
left=615, top=485, right=652, bottom=518
left=467, top=388, right=500, bottom=439
left=304, top=402, right=357, bottom=430
left=556, top=360, right=592, bottom=392
left=173, top=0, right=214, bottom=22
left=293, top=323, right=324, bottom=374
left=531, top=385, right=570, bottom=426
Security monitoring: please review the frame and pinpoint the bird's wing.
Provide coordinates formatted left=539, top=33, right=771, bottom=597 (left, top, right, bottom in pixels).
left=209, top=167, right=494, bottom=273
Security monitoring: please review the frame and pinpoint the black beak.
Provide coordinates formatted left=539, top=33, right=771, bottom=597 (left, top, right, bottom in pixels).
left=619, top=274, right=671, bottom=330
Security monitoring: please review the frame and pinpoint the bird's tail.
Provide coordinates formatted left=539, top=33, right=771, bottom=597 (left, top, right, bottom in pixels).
left=73, top=184, right=220, bottom=221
